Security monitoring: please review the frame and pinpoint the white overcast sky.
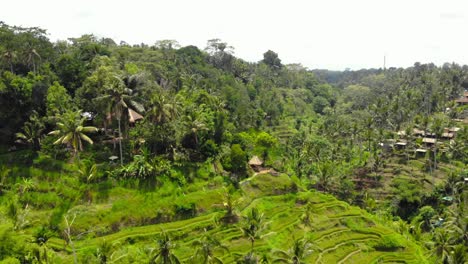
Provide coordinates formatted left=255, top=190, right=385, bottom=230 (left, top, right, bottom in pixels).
left=2, top=0, right=468, bottom=70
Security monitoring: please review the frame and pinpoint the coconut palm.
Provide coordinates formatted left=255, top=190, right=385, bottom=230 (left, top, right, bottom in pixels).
left=430, top=228, right=456, bottom=263
left=236, top=252, right=260, bottom=264
left=95, top=74, right=145, bottom=165
left=25, top=46, right=41, bottom=73
left=448, top=244, right=466, bottom=264
left=241, top=207, right=266, bottom=252
left=150, top=231, right=180, bottom=264
left=48, top=110, right=97, bottom=159
left=316, top=161, right=335, bottom=192
left=16, top=111, right=44, bottom=150
left=148, top=91, right=180, bottom=125
left=3, top=49, right=16, bottom=73
left=76, top=159, right=98, bottom=183
left=444, top=207, right=468, bottom=246
left=182, top=112, right=208, bottom=148
left=192, top=232, right=229, bottom=264
left=272, top=238, right=314, bottom=264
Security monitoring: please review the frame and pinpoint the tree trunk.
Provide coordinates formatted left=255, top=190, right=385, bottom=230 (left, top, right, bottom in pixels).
left=118, top=118, right=123, bottom=166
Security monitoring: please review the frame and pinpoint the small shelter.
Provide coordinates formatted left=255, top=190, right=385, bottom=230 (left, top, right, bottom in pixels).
left=441, top=132, right=454, bottom=139
left=395, top=141, right=407, bottom=149
left=422, top=138, right=436, bottom=146
left=449, top=127, right=460, bottom=137
left=455, top=91, right=468, bottom=105
left=415, top=148, right=427, bottom=157
left=413, top=128, right=425, bottom=137
left=248, top=156, right=263, bottom=172
left=128, top=109, right=144, bottom=124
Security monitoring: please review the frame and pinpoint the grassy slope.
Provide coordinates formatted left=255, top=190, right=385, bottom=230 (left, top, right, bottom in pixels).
left=38, top=173, right=429, bottom=263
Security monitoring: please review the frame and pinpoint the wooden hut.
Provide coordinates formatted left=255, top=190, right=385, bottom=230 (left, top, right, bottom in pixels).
left=128, top=109, right=144, bottom=124
left=455, top=91, right=468, bottom=105
left=248, top=156, right=263, bottom=172
left=422, top=137, right=436, bottom=146
left=415, top=148, right=427, bottom=158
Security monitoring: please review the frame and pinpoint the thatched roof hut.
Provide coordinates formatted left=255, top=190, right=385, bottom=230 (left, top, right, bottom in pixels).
left=128, top=109, right=144, bottom=123
left=422, top=138, right=436, bottom=144
left=248, top=156, right=263, bottom=166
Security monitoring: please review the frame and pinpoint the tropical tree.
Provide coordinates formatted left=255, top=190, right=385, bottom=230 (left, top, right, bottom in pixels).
left=315, top=160, right=336, bottom=192
left=236, top=252, right=260, bottom=264
left=429, top=228, right=456, bottom=263
left=25, top=46, right=41, bottom=73
left=448, top=244, right=467, bottom=264
left=95, top=74, right=145, bottom=165
left=272, top=238, right=314, bottom=264
left=2, top=50, right=16, bottom=73
left=241, top=208, right=266, bottom=252
left=182, top=112, right=208, bottom=148
left=147, top=91, right=180, bottom=125
left=150, top=231, right=180, bottom=264
left=48, top=110, right=97, bottom=159
left=192, top=232, right=229, bottom=264
left=76, top=159, right=98, bottom=183
left=15, top=111, right=44, bottom=150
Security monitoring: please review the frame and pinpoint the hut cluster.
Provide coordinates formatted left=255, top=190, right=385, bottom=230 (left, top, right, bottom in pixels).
left=391, top=127, right=461, bottom=156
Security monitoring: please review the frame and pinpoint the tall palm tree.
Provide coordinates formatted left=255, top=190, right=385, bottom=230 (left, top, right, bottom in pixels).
left=3, top=50, right=15, bottom=73
left=48, top=110, right=97, bottom=159
left=241, top=208, right=266, bottom=252
left=150, top=231, right=180, bottom=264
left=272, top=238, right=314, bottom=264
left=192, top=232, right=229, bottom=264
left=25, top=46, right=41, bottom=73
left=95, top=74, right=145, bottom=165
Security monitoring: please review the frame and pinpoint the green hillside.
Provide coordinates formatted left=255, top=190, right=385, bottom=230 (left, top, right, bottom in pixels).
left=1, top=163, right=428, bottom=263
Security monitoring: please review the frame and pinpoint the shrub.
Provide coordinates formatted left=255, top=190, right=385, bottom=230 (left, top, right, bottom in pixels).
left=33, top=154, right=64, bottom=171
left=174, top=202, right=197, bottom=220
left=372, top=234, right=405, bottom=251
left=230, top=144, right=247, bottom=175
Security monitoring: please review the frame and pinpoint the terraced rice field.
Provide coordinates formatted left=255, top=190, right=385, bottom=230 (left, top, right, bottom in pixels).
left=45, top=173, right=428, bottom=263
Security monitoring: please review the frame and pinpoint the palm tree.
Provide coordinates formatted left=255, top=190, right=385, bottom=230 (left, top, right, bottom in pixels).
left=182, top=112, right=208, bottom=148
left=241, top=208, right=266, bottom=252
left=25, top=46, right=41, bottom=73
left=150, top=231, right=180, bottom=264
left=236, top=252, right=260, bottom=264
left=76, top=159, right=98, bottom=183
left=316, top=161, right=335, bottom=192
left=16, top=111, right=44, bottom=151
left=448, top=244, right=466, bottom=264
left=192, top=232, right=228, bottom=264
left=48, top=110, right=97, bottom=159
left=3, top=49, right=16, bottom=73
left=148, top=91, right=180, bottom=125
left=272, top=238, right=314, bottom=264
left=95, top=74, right=145, bottom=165
left=430, top=228, right=455, bottom=263
left=429, top=114, right=446, bottom=171
left=444, top=206, right=468, bottom=246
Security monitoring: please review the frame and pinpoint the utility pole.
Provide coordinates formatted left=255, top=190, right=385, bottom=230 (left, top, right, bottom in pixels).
left=383, top=55, right=386, bottom=71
